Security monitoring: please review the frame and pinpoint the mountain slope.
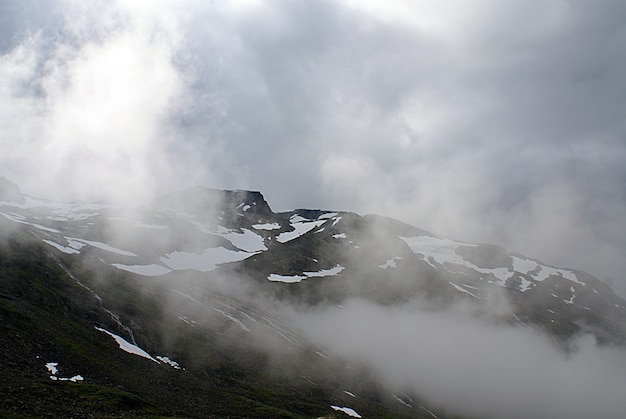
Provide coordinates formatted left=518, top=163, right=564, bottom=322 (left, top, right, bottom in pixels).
left=1, top=180, right=625, bottom=418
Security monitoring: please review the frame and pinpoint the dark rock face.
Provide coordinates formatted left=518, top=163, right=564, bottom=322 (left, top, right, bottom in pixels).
left=0, top=177, right=25, bottom=203
left=153, top=186, right=274, bottom=218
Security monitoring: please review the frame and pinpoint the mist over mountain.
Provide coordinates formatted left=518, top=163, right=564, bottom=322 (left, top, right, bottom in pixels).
left=1, top=181, right=625, bottom=418
left=2, top=0, right=626, bottom=300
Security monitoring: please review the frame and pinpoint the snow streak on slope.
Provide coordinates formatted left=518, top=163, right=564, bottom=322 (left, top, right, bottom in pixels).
left=161, top=247, right=257, bottom=272
left=268, top=265, right=345, bottom=283
left=214, top=228, right=267, bottom=252
left=400, top=235, right=586, bottom=293
left=95, top=327, right=158, bottom=363
left=331, top=405, right=362, bottom=418
left=111, top=263, right=172, bottom=276
left=276, top=215, right=325, bottom=243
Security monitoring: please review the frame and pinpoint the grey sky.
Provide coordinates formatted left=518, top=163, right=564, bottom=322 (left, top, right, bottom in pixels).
left=1, top=0, right=625, bottom=296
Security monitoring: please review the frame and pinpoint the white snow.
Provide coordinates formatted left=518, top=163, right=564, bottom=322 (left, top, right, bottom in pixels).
left=449, top=281, right=480, bottom=299
left=95, top=327, right=158, bottom=363
left=379, top=256, right=401, bottom=269
left=400, top=235, right=470, bottom=265
left=401, top=235, right=515, bottom=286
left=303, top=265, right=345, bottom=277
left=43, top=239, right=80, bottom=254
left=331, top=405, right=362, bottom=418
left=161, top=247, right=256, bottom=272
left=276, top=218, right=325, bottom=243
left=107, top=217, right=169, bottom=230
left=344, top=390, right=356, bottom=398
left=332, top=233, right=347, bottom=239
left=211, top=307, right=251, bottom=332
left=268, top=265, right=344, bottom=282
left=156, top=356, right=181, bottom=369
left=531, top=265, right=586, bottom=286
left=216, top=228, right=267, bottom=252
left=45, top=362, right=84, bottom=382
left=67, top=239, right=86, bottom=250
left=252, top=222, right=281, bottom=230
left=267, top=273, right=307, bottom=283
left=564, top=286, right=576, bottom=305
left=392, top=393, right=412, bottom=407
left=511, top=256, right=539, bottom=274
left=318, top=212, right=338, bottom=219
left=518, top=277, right=535, bottom=292
left=1, top=212, right=61, bottom=233
left=69, top=238, right=137, bottom=257
left=46, top=362, right=58, bottom=375
left=402, top=235, right=586, bottom=291
left=111, top=263, right=172, bottom=276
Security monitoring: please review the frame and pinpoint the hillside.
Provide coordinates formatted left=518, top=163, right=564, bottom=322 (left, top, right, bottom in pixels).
left=1, top=179, right=625, bottom=418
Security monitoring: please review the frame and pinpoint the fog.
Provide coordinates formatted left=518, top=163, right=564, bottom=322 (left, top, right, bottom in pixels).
left=2, top=2, right=626, bottom=416
left=2, top=0, right=625, bottom=296
left=288, top=298, right=626, bottom=419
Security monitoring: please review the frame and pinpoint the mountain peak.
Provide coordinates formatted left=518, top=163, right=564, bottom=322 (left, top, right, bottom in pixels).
left=153, top=186, right=274, bottom=217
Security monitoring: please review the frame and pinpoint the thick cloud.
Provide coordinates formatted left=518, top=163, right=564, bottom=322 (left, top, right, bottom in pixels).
left=2, top=0, right=625, bottom=295
left=291, top=299, right=626, bottom=419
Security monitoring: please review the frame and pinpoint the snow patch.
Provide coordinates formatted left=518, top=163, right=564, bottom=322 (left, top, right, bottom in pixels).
left=156, top=356, right=181, bottom=369
left=318, top=212, right=338, bottom=219
left=43, top=239, right=80, bottom=254
left=564, top=286, right=576, bottom=305
left=401, top=235, right=515, bottom=287
left=95, top=327, right=158, bottom=363
left=46, top=362, right=84, bottom=382
left=392, top=393, right=412, bottom=407
left=331, top=405, right=361, bottom=418
left=161, top=247, right=256, bottom=272
left=108, top=217, right=169, bottom=230
left=267, top=273, right=307, bottom=283
left=69, top=238, right=137, bottom=257
left=379, top=256, right=401, bottom=269
left=276, top=217, right=325, bottom=243
left=1, top=212, right=61, bottom=233
left=303, top=265, right=345, bottom=277
left=211, top=307, right=251, bottom=332
left=46, top=362, right=58, bottom=375
left=517, top=277, right=535, bottom=292
left=449, top=281, right=480, bottom=299
left=216, top=228, right=267, bottom=252
left=268, top=265, right=344, bottom=282
left=112, top=263, right=172, bottom=276
left=253, top=222, right=281, bottom=230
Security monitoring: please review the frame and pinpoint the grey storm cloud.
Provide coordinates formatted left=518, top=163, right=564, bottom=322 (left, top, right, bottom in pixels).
left=1, top=0, right=626, bottom=295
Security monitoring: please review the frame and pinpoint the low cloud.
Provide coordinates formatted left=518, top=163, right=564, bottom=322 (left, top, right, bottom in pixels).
left=291, top=299, right=626, bottom=419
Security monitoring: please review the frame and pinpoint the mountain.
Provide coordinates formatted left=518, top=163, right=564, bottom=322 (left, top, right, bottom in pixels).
left=1, top=182, right=625, bottom=418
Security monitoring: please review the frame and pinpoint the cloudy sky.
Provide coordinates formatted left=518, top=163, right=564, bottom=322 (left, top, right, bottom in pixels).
left=1, top=0, right=625, bottom=296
